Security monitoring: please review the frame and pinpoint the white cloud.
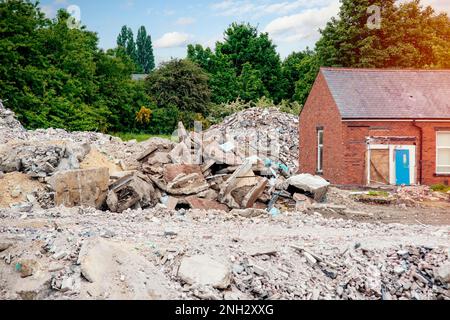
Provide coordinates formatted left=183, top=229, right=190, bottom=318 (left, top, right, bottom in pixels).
left=175, top=17, right=196, bottom=26
left=41, top=5, right=56, bottom=18
left=154, top=32, right=192, bottom=48
left=411, top=0, right=450, bottom=13
left=264, top=1, right=340, bottom=43
left=210, top=0, right=334, bottom=18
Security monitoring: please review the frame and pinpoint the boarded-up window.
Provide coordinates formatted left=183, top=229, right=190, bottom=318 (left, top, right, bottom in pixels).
left=370, top=149, right=390, bottom=185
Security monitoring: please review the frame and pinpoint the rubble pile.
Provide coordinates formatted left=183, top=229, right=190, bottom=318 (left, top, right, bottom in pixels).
left=395, top=186, right=449, bottom=207
left=0, top=103, right=317, bottom=214
left=113, top=122, right=325, bottom=213
left=0, top=206, right=448, bottom=300
left=206, top=108, right=299, bottom=170
left=0, top=100, right=26, bottom=143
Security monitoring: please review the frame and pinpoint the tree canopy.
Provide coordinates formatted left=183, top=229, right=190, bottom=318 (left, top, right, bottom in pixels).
left=1, top=0, right=449, bottom=135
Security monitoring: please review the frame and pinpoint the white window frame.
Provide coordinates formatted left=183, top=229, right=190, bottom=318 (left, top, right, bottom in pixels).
left=317, top=129, right=324, bottom=173
left=436, top=131, right=450, bottom=174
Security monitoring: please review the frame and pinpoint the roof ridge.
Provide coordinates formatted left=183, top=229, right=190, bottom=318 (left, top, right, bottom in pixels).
left=320, top=67, right=450, bottom=72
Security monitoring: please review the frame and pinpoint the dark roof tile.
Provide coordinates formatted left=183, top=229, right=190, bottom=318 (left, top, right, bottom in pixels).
left=321, top=68, right=450, bottom=119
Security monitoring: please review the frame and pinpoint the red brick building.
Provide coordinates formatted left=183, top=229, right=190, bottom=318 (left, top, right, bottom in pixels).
left=299, top=68, right=450, bottom=186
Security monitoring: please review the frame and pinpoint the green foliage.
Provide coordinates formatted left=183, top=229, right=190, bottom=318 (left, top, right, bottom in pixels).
left=187, top=23, right=284, bottom=104
left=146, top=59, right=211, bottom=115
left=148, top=105, right=180, bottom=135
left=293, top=53, right=321, bottom=106
left=118, top=25, right=155, bottom=73
left=112, top=132, right=174, bottom=142
left=431, top=184, right=450, bottom=193
left=0, top=1, right=150, bottom=133
left=367, top=190, right=390, bottom=197
left=136, top=26, right=155, bottom=73
left=315, top=0, right=450, bottom=68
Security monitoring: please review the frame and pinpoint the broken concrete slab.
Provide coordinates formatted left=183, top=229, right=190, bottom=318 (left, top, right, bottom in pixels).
left=147, top=152, right=171, bottom=165
left=185, top=196, right=229, bottom=212
left=203, top=141, right=242, bottom=166
left=164, top=164, right=203, bottom=183
left=178, top=255, right=231, bottom=289
left=242, top=177, right=268, bottom=208
left=107, top=174, right=156, bottom=213
left=0, top=242, right=12, bottom=252
left=14, top=273, right=52, bottom=300
left=286, top=174, right=330, bottom=202
left=219, top=160, right=253, bottom=200
left=136, top=145, right=158, bottom=162
left=48, top=168, right=109, bottom=209
left=78, top=238, right=172, bottom=299
left=168, top=142, right=193, bottom=164
left=435, top=263, right=450, bottom=284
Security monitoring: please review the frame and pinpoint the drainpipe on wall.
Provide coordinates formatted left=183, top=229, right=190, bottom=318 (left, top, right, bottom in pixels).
left=412, top=120, right=423, bottom=185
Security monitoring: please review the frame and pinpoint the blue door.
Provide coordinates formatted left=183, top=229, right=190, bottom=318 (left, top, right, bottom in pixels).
left=395, top=150, right=410, bottom=185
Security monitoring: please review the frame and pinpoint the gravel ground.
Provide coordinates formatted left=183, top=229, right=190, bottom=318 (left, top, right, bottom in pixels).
left=1, top=206, right=449, bottom=300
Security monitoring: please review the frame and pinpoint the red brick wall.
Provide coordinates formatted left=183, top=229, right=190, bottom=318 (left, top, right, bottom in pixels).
left=341, top=121, right=420, bottom=185
left=299, top=72, right=345, bottom=184
left=415, top=122, right=450, bottom=186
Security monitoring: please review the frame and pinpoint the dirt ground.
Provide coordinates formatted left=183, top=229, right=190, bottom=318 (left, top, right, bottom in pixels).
left=323, top=187, right=450, bottom=226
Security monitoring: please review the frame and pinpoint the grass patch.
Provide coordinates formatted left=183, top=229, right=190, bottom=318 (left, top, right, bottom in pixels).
left=111, top=132, right=176, bottom=143
left=367, top=190, right=390, bottom=197
left=431, top=184, right=450, bottom=193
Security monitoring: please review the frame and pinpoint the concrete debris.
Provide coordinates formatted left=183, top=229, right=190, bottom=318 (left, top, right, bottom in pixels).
left=286, top=174, right=331, bottom=202
left=0, top=205, right=449, bottom=300
left=48, top=168, right=109, bottom=210
left=205, top=107, right=299, bottom=171
left=1, top=101, right=450, bottom=301
left=107, top=173, right=157, bottom=213
left=435, top=263, right=450, bottom=284
left=395, top=186, right=450, bottom=207
left=178, top=255, right=231, bottom=289
left=78, top=238, right=173, bottom=299
left=0, top=103, right=326, bottom=213
left=0, top=100, right=25, bottom=132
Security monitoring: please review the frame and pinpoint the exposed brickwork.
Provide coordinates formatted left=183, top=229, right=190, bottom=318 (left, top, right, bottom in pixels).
left=299, top=72, right=345, bottom=184
left=299, top=71, right=450, bottom=186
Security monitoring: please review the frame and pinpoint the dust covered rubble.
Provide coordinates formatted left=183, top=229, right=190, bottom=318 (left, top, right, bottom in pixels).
left=1, top=102, right=326, bottom=214
left=206, top=107, right=299, bottom=170
left=110, top=121, right=328, bottom=213
left=0, top=206, right=448, bottom=300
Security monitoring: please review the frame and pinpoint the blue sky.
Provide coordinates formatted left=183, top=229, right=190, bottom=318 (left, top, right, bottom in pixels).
left=39, top=0, right=449, bottom=66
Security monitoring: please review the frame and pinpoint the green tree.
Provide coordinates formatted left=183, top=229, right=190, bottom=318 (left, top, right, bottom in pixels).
left=144, top=34, right=155, bottom=72
left=315, top=0, right=450, bottom=68
left=238, top=63, right=269, bottom=102
left=0, top=1, right=151, bottom=133
left=216, top=23, right=284, bottom=102
left=117, top=25, right=129, bottom=48
left=187, top=44, right=239, bottom=104
left=281, top=50, right=311, bottom=101
left=136, top=26, right=155, bottom=73
left=188, top=23, right=284, bottom=104
left=293, top=54, right=321, bottom=106
left=146, top=59, right=211, bottom=115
